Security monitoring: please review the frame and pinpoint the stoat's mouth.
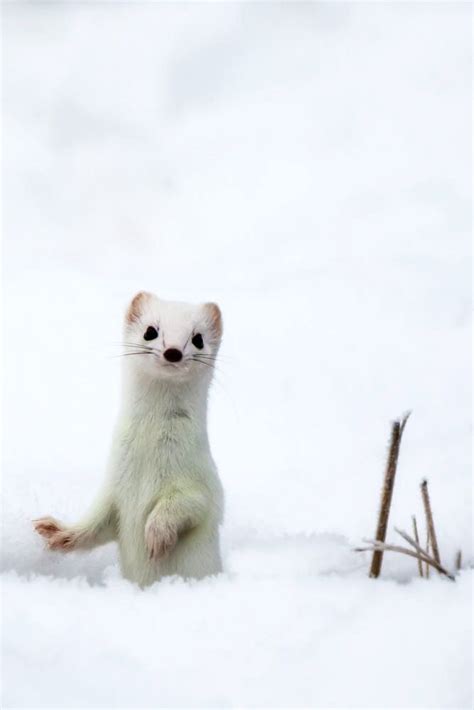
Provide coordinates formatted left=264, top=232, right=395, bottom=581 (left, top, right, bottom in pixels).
left=120, top=345, right=216, bottom=381
left=153, top=357, right=210, bottom=381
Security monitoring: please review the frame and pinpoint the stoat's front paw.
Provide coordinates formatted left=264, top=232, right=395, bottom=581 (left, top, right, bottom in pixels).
left=33, top=517, right=81, bottom=552
left=145, top=519, right=178, bottom=561
left=34, top=516, right=64, bottom=540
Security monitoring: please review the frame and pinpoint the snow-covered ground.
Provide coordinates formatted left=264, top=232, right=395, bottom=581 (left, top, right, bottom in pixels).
left=2, top=2, right=472, bottom=708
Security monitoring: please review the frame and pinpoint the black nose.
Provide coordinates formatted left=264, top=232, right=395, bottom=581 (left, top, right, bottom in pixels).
left=163, top=348, right=183, bottom=363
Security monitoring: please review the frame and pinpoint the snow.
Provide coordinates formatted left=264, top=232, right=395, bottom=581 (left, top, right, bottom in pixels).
left=3, top=569, right=471, bottom=709
left=2, top=2, right=472, bottom=708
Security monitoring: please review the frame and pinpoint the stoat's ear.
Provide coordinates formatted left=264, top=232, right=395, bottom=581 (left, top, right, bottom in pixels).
left=204, top=302, right=223, bottom=339
left=126, top=291, right=152, bottom=324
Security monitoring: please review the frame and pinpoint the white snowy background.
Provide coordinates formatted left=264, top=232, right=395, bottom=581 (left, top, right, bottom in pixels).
left=2, top=2, right=472, bottom=708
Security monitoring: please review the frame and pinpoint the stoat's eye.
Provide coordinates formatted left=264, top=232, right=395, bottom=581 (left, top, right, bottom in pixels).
left=144, top=326, right=159, bottom=341
left=192, top=333, right=204, bottom=349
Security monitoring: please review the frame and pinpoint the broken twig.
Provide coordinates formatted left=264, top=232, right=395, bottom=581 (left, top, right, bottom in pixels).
left=425, top=528, right=430, bottom=578
left=369, top=411, right=411, bottom=578
left=394, top=527, right=454, bottom=580
left=357, top=536, right=455, bottom=581
left=412, top=515, right=423, bottom=577
left=421, top=480, right=441, bottom=566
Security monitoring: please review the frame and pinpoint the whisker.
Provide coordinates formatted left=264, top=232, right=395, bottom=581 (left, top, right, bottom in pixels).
left=119, top=342, right=163, bottom=357
left=190, top=357, right=226, bottom=379
left=112, top=341, right=159, bottom=352
left=120, top=349, right=154, bottom=355
left=193, top=354, right=225, bottom=367
left=190, top=357, right=215, bottom=370
left=120, top=342, right=155, bottom=351
left=193, top=354, right=222, bottom=363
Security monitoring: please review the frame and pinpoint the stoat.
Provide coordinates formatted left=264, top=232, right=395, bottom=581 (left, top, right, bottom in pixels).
left=34, top=292, right=224, bottom=587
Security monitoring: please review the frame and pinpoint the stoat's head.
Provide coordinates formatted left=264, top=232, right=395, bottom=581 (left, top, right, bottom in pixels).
left=123, top=292, right=222, bottom=382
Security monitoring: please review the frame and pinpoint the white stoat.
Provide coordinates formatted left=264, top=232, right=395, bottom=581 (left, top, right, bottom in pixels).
left=34, top=292, right=224, bottom=587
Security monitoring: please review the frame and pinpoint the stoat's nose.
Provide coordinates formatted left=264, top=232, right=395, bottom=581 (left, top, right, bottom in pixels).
left=163, top=348, right=183, bottom=363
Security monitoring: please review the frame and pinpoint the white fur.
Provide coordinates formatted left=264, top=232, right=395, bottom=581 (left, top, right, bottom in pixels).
left=34, top=294, right=224, bottom=587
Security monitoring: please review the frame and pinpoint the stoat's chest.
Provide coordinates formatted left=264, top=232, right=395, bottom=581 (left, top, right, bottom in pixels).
left=110, top=410, right=206, bottom=508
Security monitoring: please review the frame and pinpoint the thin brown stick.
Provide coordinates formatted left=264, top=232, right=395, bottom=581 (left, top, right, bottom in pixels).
left=369, top=411, right=411, bottom=578
left=425, top=528, right=430, bottom=578
left=394, top=527, right=455, bottom=580
left=421, top=480, right=441, bottom=566
left=358, top=538, right=455, bottom=581
left=395, top=527, right=433, bottom=560
left=412, top=515, right=423, bottom=577
left=455, top=550, right=462, bottom=571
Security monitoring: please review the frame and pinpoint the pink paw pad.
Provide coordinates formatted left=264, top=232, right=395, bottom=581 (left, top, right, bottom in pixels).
left=33, top=517, right=82, bottom=552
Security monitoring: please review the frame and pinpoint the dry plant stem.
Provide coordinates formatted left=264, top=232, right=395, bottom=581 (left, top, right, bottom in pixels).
left=412, top=515, right=423, bottom=577
left=421, top=479, right=441, bottom=565
left=358, top=542, right=438, bottom=574
left=358, top=538, right=455, bottom=581
left=394, top=527, right=432, bottom=558
left=369, top=412, right=411, bottom=578
left=456, top=550, right=462, bottom=571
left=394, top=527, right=455, bottom=580
left=425, top=529, right=430, bottom=578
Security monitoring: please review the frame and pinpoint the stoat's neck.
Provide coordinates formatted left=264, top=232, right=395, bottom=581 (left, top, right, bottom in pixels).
left=120, top=369, right=211, bottom=442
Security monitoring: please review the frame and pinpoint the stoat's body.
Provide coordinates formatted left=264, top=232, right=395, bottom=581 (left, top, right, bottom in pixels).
left=34, top=293, right=224, bottom=587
